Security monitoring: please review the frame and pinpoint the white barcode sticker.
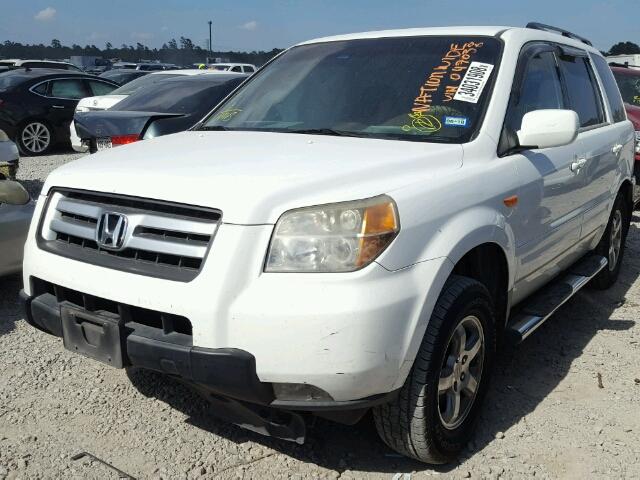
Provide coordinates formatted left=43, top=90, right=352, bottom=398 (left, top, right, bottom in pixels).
left=453, top=62, right=494, bottom=104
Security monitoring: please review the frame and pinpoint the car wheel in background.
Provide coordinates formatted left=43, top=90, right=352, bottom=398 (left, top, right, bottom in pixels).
left=18, top=120, right=53, bottom=156
left=373, top=275, right=496, bottom=464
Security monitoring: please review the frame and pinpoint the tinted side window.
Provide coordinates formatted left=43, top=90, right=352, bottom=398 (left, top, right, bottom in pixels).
left=231, top=66, right=243, bottom=73
left=50, top=79, right=89, bottom=99
left=557, top=55, right=604, bottom=128
left=88, top=80, right=116, bottom=96
left=590, top=54, right=626, bottom=122
left=32, top=81, right=49, bottom=95
left=504, top=51, right=564, bottom=133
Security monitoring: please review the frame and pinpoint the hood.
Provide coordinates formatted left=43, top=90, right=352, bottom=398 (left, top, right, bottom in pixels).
left=77, top=95, right=128, bottom=111
left=625, top=103, right=640, bottom=130
left=74, top=110, right=184, bottom=139
left=43, top=131, right=463, bottom=224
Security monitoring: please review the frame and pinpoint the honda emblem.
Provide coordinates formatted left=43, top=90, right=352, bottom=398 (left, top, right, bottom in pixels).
left=96, top=212, right=128, bottom=250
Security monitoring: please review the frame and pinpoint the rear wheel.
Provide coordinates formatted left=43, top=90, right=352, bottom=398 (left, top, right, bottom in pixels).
left=591, top=193, right=629, bottom=290
left=373, top=275, right=496, bottom=464
left=18, top=120, right=52, bottom=156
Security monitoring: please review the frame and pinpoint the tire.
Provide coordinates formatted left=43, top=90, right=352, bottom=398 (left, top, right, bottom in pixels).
left=17, top=120, right=53, bottom=156
left=373, top=275, right=496, bottom=464
left=591, top=192, right=630, bottom=290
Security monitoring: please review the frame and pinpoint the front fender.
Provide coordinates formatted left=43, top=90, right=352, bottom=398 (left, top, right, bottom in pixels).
left=378, top=205, right=517, bottom=291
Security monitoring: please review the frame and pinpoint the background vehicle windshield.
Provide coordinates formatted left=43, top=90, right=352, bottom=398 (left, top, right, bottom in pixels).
left=110, top=73, right=183, bottom=95
left=613, top=71, right=640, bottom=106
left=111, top=77, right=244, bottom=114
left=202, top=36, right=501, bottom=142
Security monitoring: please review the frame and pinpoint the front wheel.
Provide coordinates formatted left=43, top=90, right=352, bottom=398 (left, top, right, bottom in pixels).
left=373, top=275, right=496, bottom=464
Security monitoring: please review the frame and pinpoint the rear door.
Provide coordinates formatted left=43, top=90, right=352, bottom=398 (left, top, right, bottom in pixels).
left=580, top=53, right=635, bottom=238
left=44, top=78, right=92, bottom=134
left=554, top=48, right=617, bottom=242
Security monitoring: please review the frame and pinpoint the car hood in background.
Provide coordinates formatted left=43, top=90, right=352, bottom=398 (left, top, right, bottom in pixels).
left=74, top=110, right=185, bottom=139
left=43, top=130, right=464, bottom=224
left=76, top=94, right=128, bottom=111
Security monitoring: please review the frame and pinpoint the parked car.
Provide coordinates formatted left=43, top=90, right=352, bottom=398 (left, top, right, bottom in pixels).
left=111, top=62, right=138, bottom=70
left=98, top=70, right=149, bottom=86
left=20, top=24, right=635, bottom=464
left=610, top=65, right=640, bottom=202
left=0, top=69, right=118, bottom=155
left=70, top=70, right=241, bottom=152
left=0, top=129, right=19, bottom=180
left=0, top=59, right=82, bottom=71
left=0, top=179, right=33, bottom=276
left=73, top=74, right=246, bottom=152
left=209, top=63, right=257, bottom=74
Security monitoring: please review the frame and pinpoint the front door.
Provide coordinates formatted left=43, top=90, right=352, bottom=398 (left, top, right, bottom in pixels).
left=503, top=44, right=586, bottom=301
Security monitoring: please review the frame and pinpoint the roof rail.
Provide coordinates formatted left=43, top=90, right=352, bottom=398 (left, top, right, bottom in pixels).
left=525, top=22, right=593, bottom=47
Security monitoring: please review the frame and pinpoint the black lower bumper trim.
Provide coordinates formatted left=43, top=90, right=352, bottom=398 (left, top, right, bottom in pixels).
left=20, top=289, right=396, bottom=415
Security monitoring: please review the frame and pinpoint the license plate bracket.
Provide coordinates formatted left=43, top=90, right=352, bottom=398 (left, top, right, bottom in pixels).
left=61, top=305, right=126, bottom=368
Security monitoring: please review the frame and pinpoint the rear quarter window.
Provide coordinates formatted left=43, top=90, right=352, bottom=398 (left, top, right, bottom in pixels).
left=590, top=54, right=626, bottom=123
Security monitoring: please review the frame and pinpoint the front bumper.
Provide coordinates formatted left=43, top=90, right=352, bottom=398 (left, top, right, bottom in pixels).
left=20, top=286, right=396, bottom=411
left=23, top=197, right=452, bottom=402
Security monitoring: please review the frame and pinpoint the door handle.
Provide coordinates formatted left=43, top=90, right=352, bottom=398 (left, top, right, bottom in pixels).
left=612, top=144, right=623, bottom=155
left=52, top=105, right=65, bottom=109
left=570, top=158, right=587, bottom=173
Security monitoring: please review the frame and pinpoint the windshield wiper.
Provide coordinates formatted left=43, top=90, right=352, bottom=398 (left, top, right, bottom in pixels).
left=198, top=125, right=231, bottom=131
left=284, top=128, right=370, bottom=138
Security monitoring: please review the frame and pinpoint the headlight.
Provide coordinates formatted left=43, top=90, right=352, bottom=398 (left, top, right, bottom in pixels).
left=635, top=131, right=640, bottom=154
left=75, top=106, right=90, bottom=113
left=265, top=195, right=399, bottom=273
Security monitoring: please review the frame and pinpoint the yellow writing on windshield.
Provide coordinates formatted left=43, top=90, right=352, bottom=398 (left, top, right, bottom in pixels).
left=402, top=41, right=483, bottom=133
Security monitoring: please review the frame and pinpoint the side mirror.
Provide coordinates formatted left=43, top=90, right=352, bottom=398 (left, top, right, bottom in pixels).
left=517, top=109, right=579, bottom=150
left=0, top=180, right=30, bottom=206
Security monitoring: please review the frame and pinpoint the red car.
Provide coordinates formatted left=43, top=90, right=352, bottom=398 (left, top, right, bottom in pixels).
left=611, top=65, right=640, bottom=202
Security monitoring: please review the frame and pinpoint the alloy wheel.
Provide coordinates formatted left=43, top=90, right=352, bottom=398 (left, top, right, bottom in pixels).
left=608, top=209, right=623, bottom=272
left=438, top=315, right=485, bottom=430
left=21, top=122, right=51, bottom=154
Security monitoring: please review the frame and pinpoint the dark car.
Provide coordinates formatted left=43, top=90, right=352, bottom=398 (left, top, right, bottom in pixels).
left=98, top=69, right=149, bottom=85
left=0, top=69, right=119, bottom=155
left=74, top=73, right=246, bottom=153
left=610, top=65, right=640, bottom=203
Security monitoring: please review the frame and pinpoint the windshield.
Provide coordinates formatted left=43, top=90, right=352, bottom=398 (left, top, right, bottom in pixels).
left=111, top=77, right=244, bottom=114
left=111, top=73, right=182, bottom=95
left=613, top=71, right=640, bottom=106
left=201, top=36, right=501, bottom=142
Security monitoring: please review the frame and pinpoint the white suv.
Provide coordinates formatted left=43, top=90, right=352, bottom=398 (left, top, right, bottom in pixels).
left=21, top=24, right=635, bottom=463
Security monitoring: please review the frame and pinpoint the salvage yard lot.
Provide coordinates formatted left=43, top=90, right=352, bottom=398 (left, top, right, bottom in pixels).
left=1, top=152, right=640, bottom=480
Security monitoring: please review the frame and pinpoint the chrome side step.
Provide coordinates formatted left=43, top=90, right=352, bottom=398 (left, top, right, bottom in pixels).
left=506, top=255, right=607, bottom=344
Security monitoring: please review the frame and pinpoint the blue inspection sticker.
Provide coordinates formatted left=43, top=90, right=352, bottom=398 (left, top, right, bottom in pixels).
left=444, top=116, right=469, bottom=128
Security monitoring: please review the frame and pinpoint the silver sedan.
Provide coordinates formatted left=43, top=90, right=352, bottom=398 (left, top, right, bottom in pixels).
left=0, top=180, right=34, bottom=276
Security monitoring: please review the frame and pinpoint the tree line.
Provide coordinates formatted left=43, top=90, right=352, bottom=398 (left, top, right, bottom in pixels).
left=0, top=38, right=284, bottom=66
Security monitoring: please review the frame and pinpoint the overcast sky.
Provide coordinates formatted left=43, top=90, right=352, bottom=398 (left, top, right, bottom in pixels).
left=1, top=0, right=638, bottom=52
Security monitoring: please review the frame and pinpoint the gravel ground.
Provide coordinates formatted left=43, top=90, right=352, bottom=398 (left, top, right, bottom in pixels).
left=1, top=151, right=640, bottom=479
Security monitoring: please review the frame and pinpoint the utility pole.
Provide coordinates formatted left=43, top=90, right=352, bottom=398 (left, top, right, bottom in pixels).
left=208, top=20, right=213, bottom=63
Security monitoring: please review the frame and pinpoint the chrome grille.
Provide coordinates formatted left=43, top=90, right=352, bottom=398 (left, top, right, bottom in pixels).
left=38, top=189, right=221, bottom=282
